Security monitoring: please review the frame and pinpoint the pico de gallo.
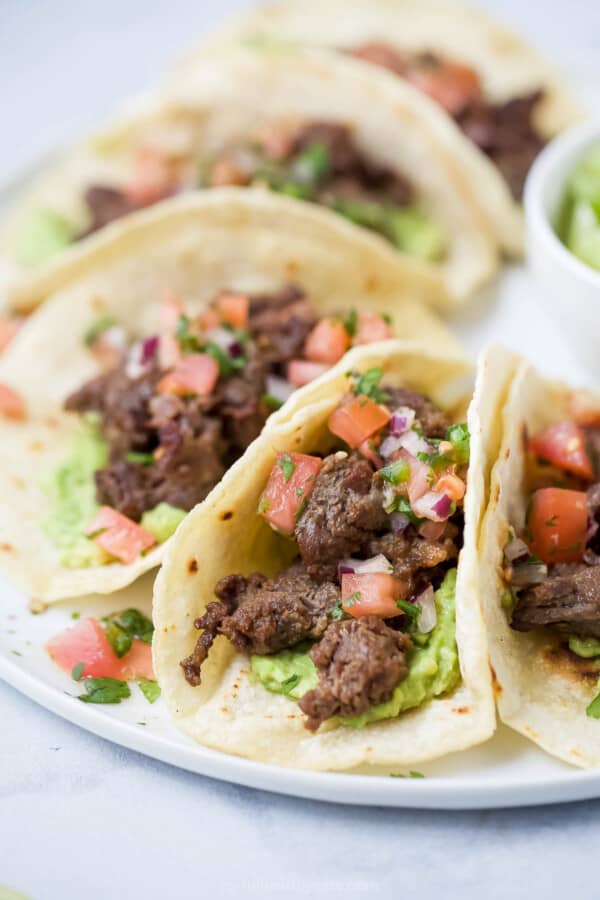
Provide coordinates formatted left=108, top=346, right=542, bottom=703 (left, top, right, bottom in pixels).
left=24, top=283, right=394, bottom=569
left=503, top=392, right=600, bottom=716
left=347, top=44, right=546, bottom=200
left=46, top=607, right=160, bottom=705
left=181, top=368, right=465, bottom=731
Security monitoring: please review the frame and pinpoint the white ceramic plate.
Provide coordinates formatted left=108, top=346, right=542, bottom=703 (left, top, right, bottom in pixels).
left=0, top=146, right=599, bottom=810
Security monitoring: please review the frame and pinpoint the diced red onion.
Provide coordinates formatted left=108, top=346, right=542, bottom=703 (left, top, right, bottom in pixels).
left=389, top=407, right=415, bottom=436
left=415, top=584, right=437, bottom=633
left=397, top=429, right=432, bottom=458
left=379, top=434, right=405, bottom=459
left=419, top=520, right=446, bottom=541
left=504, top=537, right=529, bottom=563
left=337, top=554, right=393, bottom=579
left=511, top=560, right=548, bottom=587
left=204, top=327, right=234, bottom=351
left=265, top=375, right=294, bottom=404
left=228, top=341, right=244, bottom=358
left=141, top=334, right=159, bottom=364
left=126, top=334, right=157, bottom=379
left=412, top=490, right=451, bottom=522
left=391, top=512, right=410, bottom=534
left=406, top=452, right=432, bottom=505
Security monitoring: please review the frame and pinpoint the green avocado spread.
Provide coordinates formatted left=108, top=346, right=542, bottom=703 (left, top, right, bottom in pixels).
left=43, top=423, right=186, bottom=568
left=250, top=568, right=460, bottom=726
left=16, top=208, right=75, bottom=267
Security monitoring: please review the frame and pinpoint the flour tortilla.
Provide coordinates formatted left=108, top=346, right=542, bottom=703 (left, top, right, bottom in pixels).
left=0, top=189, right=460, bottom=603
left=1, top=45, right=501, bottom=309
left=152, top=343, right=518, bottom=770
left=192, top=0, right=583, bottom=257
left=479, top=360, right=600, bottom=767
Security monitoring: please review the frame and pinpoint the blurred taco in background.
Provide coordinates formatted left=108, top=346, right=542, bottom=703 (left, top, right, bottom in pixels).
left=0, top=189, right=457, bottom=602
left=198, top=0, right=583, bottom=256
left=480, top=360, right=600, bottom=767
left=0, top=45, right=500, bottom=307
left=153, top=343, right=518, bottom=770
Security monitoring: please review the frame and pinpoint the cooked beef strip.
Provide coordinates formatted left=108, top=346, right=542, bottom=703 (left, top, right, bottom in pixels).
left=248, top=284, right=316, bottom=368
left=512, top=565, right=600, bottom=637
left=295, top=452, right=388, bottom=582
left=181, top=562, right=340, bottom=685
left=299, top=616, right=412, bottom=731
left=456, top=91, right=545, bottom=200
left=586, top=428, right=600, bottom=479
left=79, top=185, right=136, bottom=239
left=384, top=386, right=450, bottom=439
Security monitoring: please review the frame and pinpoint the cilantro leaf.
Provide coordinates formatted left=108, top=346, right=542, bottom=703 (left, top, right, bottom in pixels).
left=138, top=678, right=161, bottom=704
left=126, top=451, right=155, bottom=465
left=84, top=315, right=117, bottom=347
left=353, top=367, right=390, bottom=403
left=330, top=601, right=346, bottom=621
left=587, top=692, right=600, bottom=719
left=261, top=393, right=283, bottom=410
left=344, top=308, right=358, bottom=338
left=276, top=453, right=296, bottom=483
left=396, top=599, right=420, bottom=621
left=292, top=142, right=331, bottom=183
left=78, top=677, right=131, bottom=704
left=175, top=314, right=201, bottom=354
left=280, top=674, right=301, bottom=696
left=204, top=342, right=246, bottom=377
left=118, top=608, right=154, bottom=644
left=105, top=621, right=132, bottom=659
left=344, top=591, right=361, bottom=608
left=447, top=423, right=470, bottom=465
left=71, top=662, right=85, bottom=682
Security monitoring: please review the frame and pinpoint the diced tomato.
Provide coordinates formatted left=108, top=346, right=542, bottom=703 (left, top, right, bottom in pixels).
left=406, top=60, right=482, bottom=116
left=126, top=147, right=176, bottom=207
left=0, top=315, right=20, bottom=353
left=159, top=290, right=184, bottom=368
left=46, top=618, right=154, bottom=681
left=46, top=618, right=123, bottom=680
left=216, top=292, right=249, bottom=329
left=328, top=396, right=391, bottom=449
left=353, top=312, right=393, bottom=346
left=434, top=472, right=466, bottom=501
left=529, top=421, right=594, bottom=480
left=341, top=573, right=407, bottom=618
left=209, top=158, right=249, bottom=187
left=158, top=353, right=219, bottom=398
left=258, top=123, right=295, bottom=160
left=569, top=390, right=600, bottom=427
left=119, top=639, right=154, bottom=680
left=288, top=359, right=329, bottom=387
left=85, top=507, right=156, bottom=565
left=0, top=383, right=26, bottom=421
left=529, top=487, right=588, bottom=564
left=358, top=436, right=383, bottom=468
left=260, top=453, right=323, bottom=535
left=304, top=318, right=351, bottom=365
left=404, top=451, right=432, bottom=504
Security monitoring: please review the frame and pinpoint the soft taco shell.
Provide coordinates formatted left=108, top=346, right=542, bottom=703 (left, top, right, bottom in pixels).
left=0, top=190, right=458, bottom=602
left=1, top=46, right=500, bottom=308
left=152, top=342, right=518, bottom=770
left=194, top=0, right=583, bottom=257
left=479, top=360, right=600, bottom=767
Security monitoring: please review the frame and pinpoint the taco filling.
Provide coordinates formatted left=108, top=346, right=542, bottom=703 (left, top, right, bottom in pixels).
left=502, top=394, right=600, bottom=713
left=41, top=286, right=395, bottom=568
left=18, top=121, right=445, bottom=267
left=348, top=45, right=545, bottom=200
left=181, top=368, right=466, bottom=731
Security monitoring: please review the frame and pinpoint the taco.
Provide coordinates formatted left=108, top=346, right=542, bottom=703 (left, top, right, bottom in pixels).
left=152, top=343, right=518, bottom=770
left=0, top=190, right=457, bottom=603
left=480, top=359, right=600, bottom=767
left=1, top=45, right=499, bottom=307
left=198, top=0, right=583, bottom=256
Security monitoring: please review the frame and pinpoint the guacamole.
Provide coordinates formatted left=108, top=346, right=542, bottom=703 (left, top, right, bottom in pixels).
left=43, top=425, right=187, bottom=567
left=556, top=145, right=600, bottom=272
left=16, top=208, right=75, bottom=267
left=250, top=568, right=460, bottom=726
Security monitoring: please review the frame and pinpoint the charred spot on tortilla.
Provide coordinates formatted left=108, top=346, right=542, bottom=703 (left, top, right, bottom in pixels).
left=0, top=542, right=14, bottom=553
left=220, top=510, right=234, bottom=521
left=187, top=558, right=199, bottom=574
left=543, top=643, right=600, bottom=685
left=452, top=706, right=470, bottom=714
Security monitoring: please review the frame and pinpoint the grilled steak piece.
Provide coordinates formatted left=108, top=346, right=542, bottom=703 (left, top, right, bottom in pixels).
left=586, top=428, right=600, bottom=479
left=384, top=386, right=450, bottom=439
left=364, top=529, right=458, bottom=595
left=295, top=452, right=388, bottom=582
left=512, top=565, right=600, bottom=637
left=248, top=284, right=316, bottom=367
left=80, top=185, right=136, bottom=238
left=181, top=563, right=340, bottom=685
left=299, top=616, right=412, bottom=731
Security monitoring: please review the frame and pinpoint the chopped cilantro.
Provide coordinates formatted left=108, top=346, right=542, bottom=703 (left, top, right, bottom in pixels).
left=379, top=458, right=410, bottom=485
left=258, top=496, right=270, bottom=515
left=416, top=449, right=453, bottom=474
left=78, top=677, right=131, bottom=704
left=204, top=341, right=246, bottom=377
left=381, top=312, right=393, bottom=326
left=344, top=308, right=358, bottom=338
left=344, top=591, right=361, bottom=608
left=84, top=315, right=117, bottom=347
left=138, top=678, right=161, bottom=704
left=330, top=601, right=346, bottom=621
left=71, top=662, right=85, bottom=682
left=395, top=497, right=421, bottom=525
left=261, top=393, right=283, bottom=410
left=105, top=621, right=132, bottom=658
left=447, top=423, right=470, bottom=465
left=296, top=487, right=305, bottom=498
left=396, top=599, right=420, bottom=621
left=280, top=674, right=301, bottom=695
left=353, top=367, right=390, bottom=403
left=71, top=611, right=80, bottom=620
left=126, top=451, right=155, bottom=466
left=276, top=453, right=296, bottom=483
left=175, top=314, right=201, bottom=354
left=390, top=771, right=426, bottom=778
left=104, top=607, right=154, bottom=658
left=293, top=142, right=331, bottom=182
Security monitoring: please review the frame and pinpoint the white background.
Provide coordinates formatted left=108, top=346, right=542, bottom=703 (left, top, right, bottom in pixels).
left=1, top=1, right=600, bottom=897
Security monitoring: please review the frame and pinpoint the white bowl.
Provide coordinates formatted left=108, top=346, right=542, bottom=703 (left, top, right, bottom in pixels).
left=524, top=120, right=600, bottom=374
